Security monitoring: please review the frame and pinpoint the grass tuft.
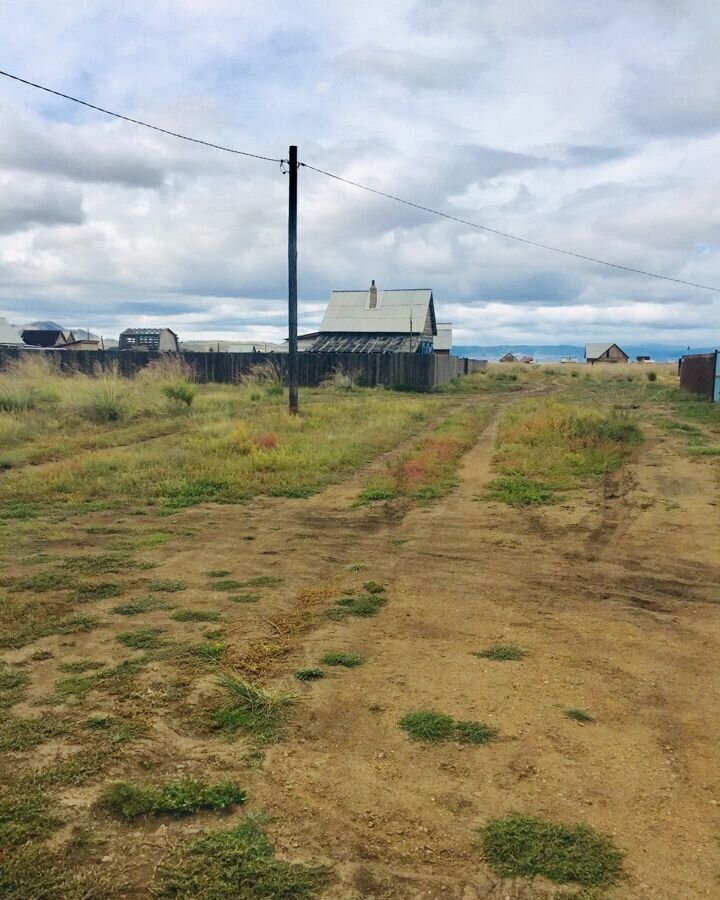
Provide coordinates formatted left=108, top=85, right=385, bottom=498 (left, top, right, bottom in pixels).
left=294, top=668, right=325, bottom=682
left=228, top=594, right=260, bottom=604
left=481, top=813, right=623, bottom=886
left=98, top=778, right=245, bottom=820
left=157, top=818, right=321, bottom=899
left=116, top=628, right=165, bottom=650
left=210, top=673, right=297, bottom=741
left=147, top=579, right=187, bottom=592
left=476, top=645, right=526, bottom=661
left=172, top=609, right=222, bottom=623
left=320, top=652, right=365, bottom=668
left=565, top=708, right=595, bottom=724
left=400, top=710, right=498, bottom=745
left=207, top=569, right=231, bottom=578
left=111, top=596, right=171, bottom=616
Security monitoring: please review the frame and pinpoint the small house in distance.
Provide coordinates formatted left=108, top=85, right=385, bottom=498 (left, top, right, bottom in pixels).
left=585, top=342, right=629, bottom=364
left=119, top=328, right=179, bottom=352
left=22, top=325, right=72, bottom=347
left=499, top=352, right=519, bottom=363
left=300, top=280, right=438, bottom=353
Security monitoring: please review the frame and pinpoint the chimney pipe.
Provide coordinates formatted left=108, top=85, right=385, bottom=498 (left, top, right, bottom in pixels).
left=369, top=279, right=378, bottom=309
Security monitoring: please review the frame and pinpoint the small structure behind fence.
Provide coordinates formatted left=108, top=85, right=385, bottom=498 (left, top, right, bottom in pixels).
left=679, top=351, right=719, bottom=401
left=0, top=348, right=486, bottom=391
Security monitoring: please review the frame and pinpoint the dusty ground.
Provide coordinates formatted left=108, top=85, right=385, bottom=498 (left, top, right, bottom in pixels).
left=4, top=384, right=720, bottom=897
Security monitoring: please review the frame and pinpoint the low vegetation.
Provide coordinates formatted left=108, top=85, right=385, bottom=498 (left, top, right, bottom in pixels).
left=487, top=398, right=643, bottom=505
left=481, top=813, right=623, bottom=887
left=157, top=818, right=322, bottom=899
left=360, top=405, right=495, bottom=502
left=400, top=710, right=497, bottom=744
left=476, top=645, right=526, bottom=661
left=320, top=652, right=365, bottom=668
left=98, top=778, right=246, bottom=820
left=294, top=668, right=325, bottom=682
left=209, top=673, right=298, bottom=742
left=565, top=708, right=595, bottom=724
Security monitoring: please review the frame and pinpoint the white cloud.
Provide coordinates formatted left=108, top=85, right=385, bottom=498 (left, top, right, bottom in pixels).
left=0, top=0, right=718, bottom=344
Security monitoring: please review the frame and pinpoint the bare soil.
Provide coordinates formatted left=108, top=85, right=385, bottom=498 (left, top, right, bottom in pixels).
left=6, top=389, right=720, bottom=898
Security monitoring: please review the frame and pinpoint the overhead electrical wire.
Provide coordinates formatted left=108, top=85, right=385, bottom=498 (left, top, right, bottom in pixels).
left=0, top=67, right=718, bottom=293
left=0, top=69, right=283, bottom=163
left=300, top=163, right=720, bottom=294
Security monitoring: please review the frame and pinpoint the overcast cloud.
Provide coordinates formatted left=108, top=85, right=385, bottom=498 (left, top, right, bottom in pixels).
left=0, top=0, right=718, bottom=345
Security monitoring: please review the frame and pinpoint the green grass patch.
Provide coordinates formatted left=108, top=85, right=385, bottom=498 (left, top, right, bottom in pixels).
left=111, top=595, right=172, bottom=615
left=157, top=818, right=321, bottom=899
left=116, top=628, right=165, bottom=650
left=55, top=675, right=97, bottom=699
left=0, top=667, right=29, bottom=708
left=327, top=595, right=387, bottom=619
left=0, top=714, right=67, bottom=751
left=294, top=668, right=325, bottom=682
left=320, top=652, right=365, bottom=668
left=481, top=813, right=623, bottom=887
left=400, top=710, right=498, bottom=745
left=0, top=787, right=62, bottom=848
left=148, top=579, right=187, bottom=592
left=207, top=569, right=231, bottom=578
left=476, top=645, right=526, bottom=661
left=244, top=575, right=283, bottom=587
left=209, top=673, right=297, bottom=742
left=60, top=553, right=143, bottom=575
left=59, top=660, right=105, bottom=674
left=486, top=475, right=561, bottom=506
left=212, top=579, right=245, bottom=591
left=172, top=609, right=222, bottom=623
left=74, top=581, right=125, bottom=601
left=228, top=594, right=260, bottom=604
left=565, top=708, right=595, bottom=724
left=0, top=615, right=100, bottom=650
left=363, top=580, right=385, bottom=594
left=98, top=778, right=246, bottom=820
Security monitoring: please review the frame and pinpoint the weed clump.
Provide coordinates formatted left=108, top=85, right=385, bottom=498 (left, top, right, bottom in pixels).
left=172, top=609, right=222, bottom=623
left=112, top=596, right=171, bottom=616
left=207, top=569, right=231, bottom=578
left=98, top=778, right=245, bottom=820
left=116, top=628, right=165, bottom=650
left=320, top=652, right=365, bottom=668
left=209, top=673, right=297, bottom=742
left=363, top=581, right=385, bottom=594
left=565, top=708, right=595, bottom=724
left=327, top=595, right=386, bottom=619
left=157, top=818, right=321, bottom=899
left=476, top=645, right=526, bottom=661
left=400, top=710, right=497, bottom=745
left=486, top=476, right=560, bottom=506
left=148, top=579, right=187, bottom=592
left=75, top=581, right=125, bottom=601
left=294, top=668, right=324, bottom=682
left=481, top=813, right=623, bottom=886
left=228, top=594, right=259, bottom=604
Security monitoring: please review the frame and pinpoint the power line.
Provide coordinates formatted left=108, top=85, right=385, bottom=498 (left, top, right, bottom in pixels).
left=300, top=162, right=720, bottom=294
left=0, top=69, right=283, bottom=163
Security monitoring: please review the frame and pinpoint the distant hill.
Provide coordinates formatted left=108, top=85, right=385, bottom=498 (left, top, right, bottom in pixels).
left=454, top=344, right=715, bottom=363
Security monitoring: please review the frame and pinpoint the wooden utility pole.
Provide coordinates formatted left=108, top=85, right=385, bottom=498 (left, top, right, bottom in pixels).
left=288, top=145, right=299, bottom=414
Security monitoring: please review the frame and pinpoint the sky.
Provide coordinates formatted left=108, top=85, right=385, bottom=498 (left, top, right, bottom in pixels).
left=0, top=0, right=719, bottom=347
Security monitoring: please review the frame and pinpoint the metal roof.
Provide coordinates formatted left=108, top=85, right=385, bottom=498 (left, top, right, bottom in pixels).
left=319, top=288, right=436, bottom=335
left=585, top=342, right=622, bottom=359
left=0, top=317, right=22, bottom=345
left=120, top=328, right=177, bottom=336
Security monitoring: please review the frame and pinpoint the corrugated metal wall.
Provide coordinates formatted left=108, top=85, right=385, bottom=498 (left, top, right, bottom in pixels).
left=0, top=348, right=487, bottom=391
left=680, top=352, right=717, bottom=400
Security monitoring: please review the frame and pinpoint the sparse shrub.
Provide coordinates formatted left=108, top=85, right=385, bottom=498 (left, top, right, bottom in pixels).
left=455, top=720, right=497, bottom=744
left=162, top=382, right=196, bottom=408
left=207, top=569, right=231, bottom=578
left=77, top=362, right=129, bottom=422
left=320, top=652, right=365, bottom=668
left=646, top=370, right=657, bottom=381
left=481, top=813, right=623, bottom=886
left=486, top=476, right=560, bottom=506
left=363, top=581, right=385, bottom=594
left=327, top=595, right=386, bottom=619
left=321, top=366, right=360, bottom=391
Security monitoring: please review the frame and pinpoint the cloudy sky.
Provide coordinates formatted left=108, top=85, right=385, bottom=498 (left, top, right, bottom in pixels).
left=0, top=0, right=718, bottom=346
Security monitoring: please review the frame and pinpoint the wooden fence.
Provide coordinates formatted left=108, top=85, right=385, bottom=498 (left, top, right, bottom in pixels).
left=679, top=352, right=718, bottom=401
left=0, top=348, right=486, bottom=391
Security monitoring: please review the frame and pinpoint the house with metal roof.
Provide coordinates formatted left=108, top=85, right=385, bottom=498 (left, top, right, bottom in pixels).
left=300, top=281, right=438, bottom=353
left=584, top=342, right=629, bottom=364
left=0, top=317, right=23, bottom=347
left=119, top=328, right=179, bottom=352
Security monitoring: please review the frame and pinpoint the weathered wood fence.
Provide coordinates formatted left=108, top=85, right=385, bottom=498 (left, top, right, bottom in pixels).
left=0, top=349, right=486, bottom=391
left=679, top=352, right=718, bottom=401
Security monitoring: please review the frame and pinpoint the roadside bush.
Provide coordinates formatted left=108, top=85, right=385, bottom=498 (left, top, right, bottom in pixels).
left=162, top=382, right=196, bottom=407
left=76, top=363, right=129, bottom=422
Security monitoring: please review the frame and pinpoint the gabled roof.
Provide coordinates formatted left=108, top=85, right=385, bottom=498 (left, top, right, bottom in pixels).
left=585, top=342, right=627, bottom=359
left=0, top=317, right=22, bottom=345
left=319, top=288, right=436, bottom=335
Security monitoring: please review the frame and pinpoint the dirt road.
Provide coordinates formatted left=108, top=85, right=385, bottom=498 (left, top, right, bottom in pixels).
left=15, top=389, right=720, bottom=897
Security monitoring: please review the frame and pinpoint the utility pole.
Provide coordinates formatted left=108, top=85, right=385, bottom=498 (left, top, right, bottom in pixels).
left=288, top=145, right=299, bottom=414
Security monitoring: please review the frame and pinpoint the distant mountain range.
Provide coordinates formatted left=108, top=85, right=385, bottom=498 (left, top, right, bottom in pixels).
left=455, top=344, right=715, bottom=363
